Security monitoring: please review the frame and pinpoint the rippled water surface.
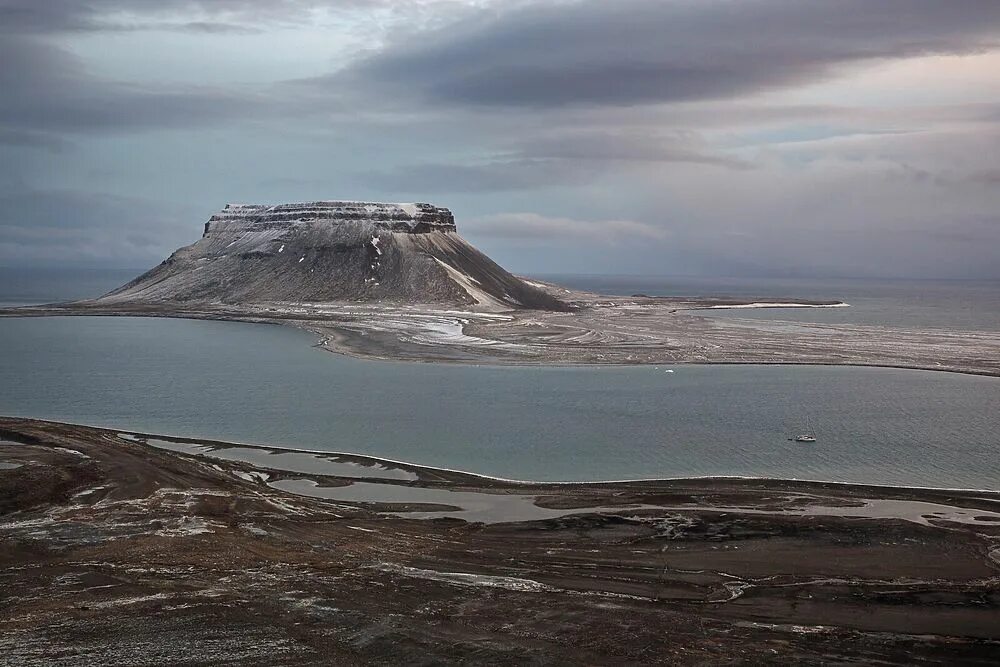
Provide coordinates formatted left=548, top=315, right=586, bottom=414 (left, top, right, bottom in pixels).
left=1, top=316, right=998, bottom=488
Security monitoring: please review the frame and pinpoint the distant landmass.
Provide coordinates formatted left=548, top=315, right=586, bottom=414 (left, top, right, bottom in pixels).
left=101, top=201, right=567, bottom=311
left=4, top=201, right=995, bottom=376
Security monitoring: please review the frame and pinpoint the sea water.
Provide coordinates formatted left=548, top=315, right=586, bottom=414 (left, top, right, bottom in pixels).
left=1, top=315, right=997, bottom=488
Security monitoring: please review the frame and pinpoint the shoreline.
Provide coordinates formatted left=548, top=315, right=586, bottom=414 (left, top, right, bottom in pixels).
left=102, top=421, right=1000, bottom=495
left=4, top=416, right=1000, bottom=496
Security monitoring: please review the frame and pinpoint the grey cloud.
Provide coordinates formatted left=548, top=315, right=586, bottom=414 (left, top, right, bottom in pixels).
left=464, top=212, right=669, bottom=242
left=0, top=0, right=445, bottom=34
left=85, top=20, right=268, bottom=35
left=626, top=127, right=1000, bottom=279
left=518, top=102, right=1000, bottom=136
left=166, top=21, right=263, bottom=34
left=2, top=0, right=998, bottom=280
left=926, top=216, right=1000, bottom=244
left=0, top=189, right=196, bottom=265
left=970, top=169, right=1000, bottom=184
left=513, top=130, right=751, bottom=169
left=0, top=1, right=294, bottom=32
left=358, top=158, right=602, bottom=193
left=357, top=131, right=747, bottom=195
left=0, top=128, right=73, bottom=152
left=688, top=222, right=1000, bottom=280
left=0, top=35, right=274, bottom=136
left=767, top=124, right=1000, bottom=190
left=337, top=0, right=1000, bottom=108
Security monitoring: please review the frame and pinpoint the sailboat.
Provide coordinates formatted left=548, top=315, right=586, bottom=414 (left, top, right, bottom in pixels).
left=790, top=416, right=816, bottom=442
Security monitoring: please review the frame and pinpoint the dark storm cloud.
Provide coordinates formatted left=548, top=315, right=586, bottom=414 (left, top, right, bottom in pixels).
left=335, top=0, right=1000, bottom=108
left=0, top=35, right=273, bottom=135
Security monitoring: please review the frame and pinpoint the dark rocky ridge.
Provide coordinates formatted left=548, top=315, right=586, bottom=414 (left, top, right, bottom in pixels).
left=204, top=201, right=458, bottom=234
left=101, top=201, right=568, bottom=310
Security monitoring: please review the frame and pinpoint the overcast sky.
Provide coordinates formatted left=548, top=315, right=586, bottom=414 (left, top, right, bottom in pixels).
left=3, top=0, right=1000, bottom=278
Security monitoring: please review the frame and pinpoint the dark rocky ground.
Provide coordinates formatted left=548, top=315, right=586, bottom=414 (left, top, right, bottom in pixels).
left=2, top=418, right=999, bottom=665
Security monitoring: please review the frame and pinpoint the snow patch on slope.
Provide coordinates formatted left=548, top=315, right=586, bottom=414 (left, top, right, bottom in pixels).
left=433, top=258, right=512, bottom=311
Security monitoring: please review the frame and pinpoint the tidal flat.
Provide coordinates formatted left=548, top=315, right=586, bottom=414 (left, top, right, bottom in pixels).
left=4, top=277, right=999, bottom=375
left=2, top=418, right=1000, bottom=664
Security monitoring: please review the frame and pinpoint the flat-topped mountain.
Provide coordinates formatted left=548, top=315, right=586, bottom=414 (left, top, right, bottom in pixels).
left=101, top=201, right=568, bottom=310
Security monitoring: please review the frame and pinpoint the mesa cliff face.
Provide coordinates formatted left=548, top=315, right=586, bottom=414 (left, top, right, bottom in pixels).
left=205, top=201, right=457, bottom=235
left=101, top=201, right=568, bottom=311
